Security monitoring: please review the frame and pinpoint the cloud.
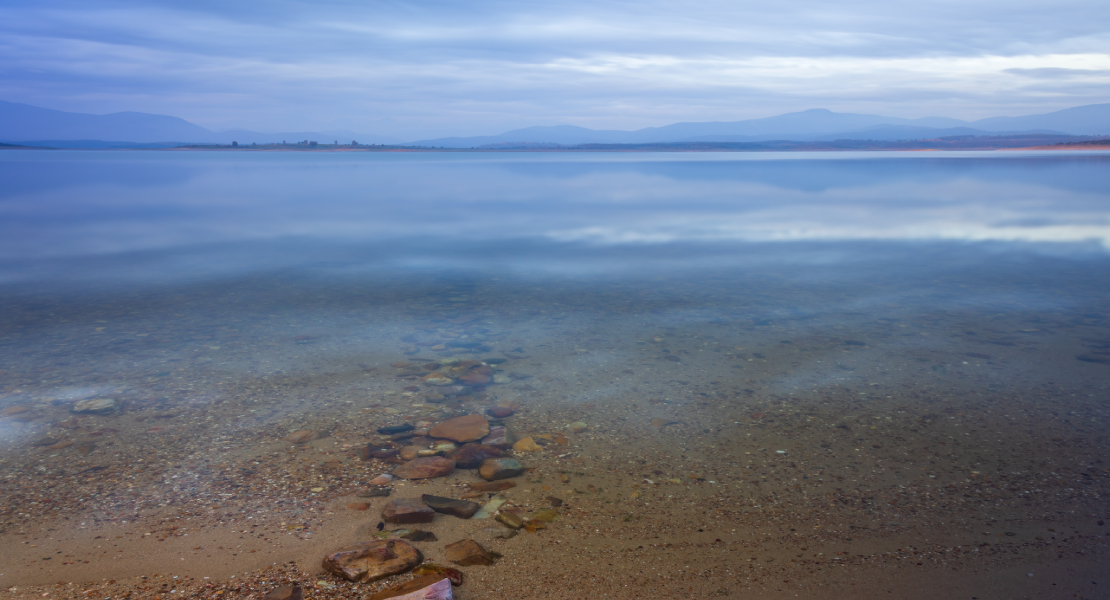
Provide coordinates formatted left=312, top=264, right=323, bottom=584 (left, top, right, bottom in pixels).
left=0, top=0, right=1108, bottom=136
left=1005, top=67, right=1110, bottom=78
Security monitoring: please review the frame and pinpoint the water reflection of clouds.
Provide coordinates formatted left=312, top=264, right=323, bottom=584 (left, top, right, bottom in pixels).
left=1, top=152, right=1108, bottom=276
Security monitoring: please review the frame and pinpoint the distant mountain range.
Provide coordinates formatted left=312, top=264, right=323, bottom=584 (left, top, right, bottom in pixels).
left=0, top=100, right=402, bottom=147
left=1, top=99, right=1109, bottom=149
left=410, top=104, right=1110, bottom=147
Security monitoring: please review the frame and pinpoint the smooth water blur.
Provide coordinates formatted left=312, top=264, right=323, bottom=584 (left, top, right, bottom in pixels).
left=0, top=149, right=1108, bottom=594
left=1, top=150, right=1108, bottom=281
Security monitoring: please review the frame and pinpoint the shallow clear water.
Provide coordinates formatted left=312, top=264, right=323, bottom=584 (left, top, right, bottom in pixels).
left=1, top=149, right=1108, bottom=597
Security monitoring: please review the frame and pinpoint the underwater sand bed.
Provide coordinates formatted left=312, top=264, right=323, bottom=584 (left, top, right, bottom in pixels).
left=1, top=264, right=1109, bottom=599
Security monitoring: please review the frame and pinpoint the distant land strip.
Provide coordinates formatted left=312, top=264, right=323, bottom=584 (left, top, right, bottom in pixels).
left=171, top=134, right=1110, bottom=152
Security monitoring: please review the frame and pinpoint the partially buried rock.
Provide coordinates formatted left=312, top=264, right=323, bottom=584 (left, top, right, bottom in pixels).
left=261, top=586, right=302, bottom=600
left=382, top=499, right=435, bottom=524
left=412, top=563, right=464, bottom=586
left=286, top=430, right=318, bottom=444
left=371, top=577, right=453, bottom=600
left=469, top=480, right=516, bottom=492
left=400, top=530, right=437, bottom=542
left=322, top=540, right=423, bottom=583
left=370, top=576, right=452, bottom=598
left=368, top=473, right=394, bottom=486
left=487, top=406, right=514, bottom=418
left=495, top=512, right=522, bottom=529
left=378, top=424, right=415, bottom=435
left=480, top=426, right=514, bottom=450
left=429, top=415, right=490, bottom=443
left=359, top=488, right=391, bottom=498
left=444, top=443, right=502, bottom=468
left=512, top=437, right=542, bottom=452
left=479, top=457, right=525, bottom=481
left=421, top=495, right=480, bottom=519
left=393, top=456, right=455, bottom=480
left=444, top=539, right=496, bottom=566
left=71, top=398, right=118, bottom=415
left=347, top=502, right=370, bottom=511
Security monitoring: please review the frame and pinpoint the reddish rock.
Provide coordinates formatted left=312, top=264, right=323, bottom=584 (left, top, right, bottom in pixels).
left=429, top=415, right=489, bottom=443
left=444, top=539, right=495, bottom=566
left=478, top=457, right=525, bottom=481
left=382, top=499, right=435, bottom=524
left=444, top=443, right=502, bottom=468
left=347, top=502, right=370, bottom=511
left=487, top=406, right=514, bottom=418
left=480, top=425, right=515, bottom=450
left=393, top=456, right=455, bottom=479
left=322, top=540, right=423, bottom=583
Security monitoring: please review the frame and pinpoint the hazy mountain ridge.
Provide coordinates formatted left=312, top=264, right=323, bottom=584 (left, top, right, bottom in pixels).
left=2, top=99, right=1109, bottom=148
left=410, top=105, right=1110, bottom=147
left=0, top=100, right=400, bottom=146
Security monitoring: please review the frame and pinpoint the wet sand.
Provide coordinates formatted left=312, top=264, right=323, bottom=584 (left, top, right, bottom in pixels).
left=1, top=260, right=1109, bottom=599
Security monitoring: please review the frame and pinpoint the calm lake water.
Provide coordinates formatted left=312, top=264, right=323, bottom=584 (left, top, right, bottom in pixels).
left=0, top=149, right=1108, bottom=598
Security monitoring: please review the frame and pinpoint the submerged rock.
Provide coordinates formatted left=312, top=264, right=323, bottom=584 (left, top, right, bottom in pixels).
left=479, top=457, right=525, bottom=481
left=370, top=576, right=452, bottom=600
left=421, top=494, right=480, bottom=519
left=444, top=443, right=502, bottom=468
left=71, top=398, right=118, bottom=415
left=261, top=586, right=302, bottom=600
left=321, top=540, right=423, bottom=583
left=393, top=456, right=455, bottom=479
left=444, top=539, right=496, bottom=566
left=382, top=499, right=435, bottom=524
left=412, top=563, right=464, bottom=586
left=429, top=415, right=490, bottom=443
left=480, top=425, right=515, bottom=450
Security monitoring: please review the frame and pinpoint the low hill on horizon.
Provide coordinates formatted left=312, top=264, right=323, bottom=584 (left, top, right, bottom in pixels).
left=2, top=99, right=1108, bottom=148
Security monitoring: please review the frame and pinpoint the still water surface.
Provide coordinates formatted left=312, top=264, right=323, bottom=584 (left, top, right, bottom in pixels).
left=0, top=150, right=1108, bottom=598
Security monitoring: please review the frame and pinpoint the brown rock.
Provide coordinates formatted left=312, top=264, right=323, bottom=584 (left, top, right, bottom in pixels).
left=412, top=563, right=464, bottom=586
left=261, top=586, right=302, bottom=600
left=368, top=474, right=394, bottom=486
left=444, top=443, right=502, bottom=468
left=393, top=456, right=455, bottom=480
left=321, top=540, right=423, bottom=583
left=286, top=430, right=318, bottom=444
left=469, top=480, right=516, bottom=492
left=444, top=539, right=495, bottom=566
left=347, top=502, right=370, bottom=511
left=369, top=575, right=446, bottom=600
left=399, top=445, right=422, bottom=461
left=478, top=457, right=525, bottom=481
left=421, top=494, right=480, bottom=519
left=480, top=426, right=515, bottom=450
left=512, top=437, right=542, bottom=452
left=495, top=512, right=522, bottom=529
left=390, top=361, right=413, bottom=368
left=523, top=521, right=547, bottom=533
left=429, top=415, right=489, bottom=443
left=487, top=406, right=514, bottom=418
left=373, top=577, right=453, bottom=600
left=400, top=530, right=437, bottom=542
left=381, top=499, right=435, bottom=524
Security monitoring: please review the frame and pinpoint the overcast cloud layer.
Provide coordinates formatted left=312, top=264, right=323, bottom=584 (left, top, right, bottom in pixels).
left=1, top=0, right=1108, bottom=138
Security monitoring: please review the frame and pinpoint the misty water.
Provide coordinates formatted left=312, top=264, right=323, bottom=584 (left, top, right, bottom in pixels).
left=1, top=149, right=1108, bottom=597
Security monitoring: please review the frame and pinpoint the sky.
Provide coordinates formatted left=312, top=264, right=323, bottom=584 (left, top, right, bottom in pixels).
left=1, top=0, right=1108, bottom=139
